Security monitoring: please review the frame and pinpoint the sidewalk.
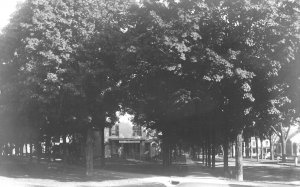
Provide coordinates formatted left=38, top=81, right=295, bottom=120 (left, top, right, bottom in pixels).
left=189, top=157, right=300, bottom=186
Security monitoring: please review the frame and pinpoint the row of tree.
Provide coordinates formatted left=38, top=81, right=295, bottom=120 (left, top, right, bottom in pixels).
left=0, top=0, right=299, bottom=181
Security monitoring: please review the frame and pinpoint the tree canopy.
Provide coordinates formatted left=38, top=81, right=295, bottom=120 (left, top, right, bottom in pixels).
left=0, top=0, right=299, bottom=180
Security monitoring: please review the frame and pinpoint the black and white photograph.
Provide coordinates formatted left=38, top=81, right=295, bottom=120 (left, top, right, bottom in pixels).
left=0, top=0, right=299, bottom=186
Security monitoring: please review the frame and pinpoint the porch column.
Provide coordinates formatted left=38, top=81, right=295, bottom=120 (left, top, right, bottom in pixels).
left=140, top=141, right=145, bottom=160
left=232, top=143, right=235, bottom=158
left=110, top=141, right=112, bottom=157
left=243, top=142, right=246, bottom=157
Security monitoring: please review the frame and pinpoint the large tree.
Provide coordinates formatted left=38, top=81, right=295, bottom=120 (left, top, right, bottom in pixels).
left=118, top=0, right=300, bottom=180
left=0, top=0, right=131, bottom=175
left=1, top=0, right=299, bottom=181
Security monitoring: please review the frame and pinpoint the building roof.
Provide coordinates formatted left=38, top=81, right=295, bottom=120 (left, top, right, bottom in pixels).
left=109, top=137, right=146, bottom=141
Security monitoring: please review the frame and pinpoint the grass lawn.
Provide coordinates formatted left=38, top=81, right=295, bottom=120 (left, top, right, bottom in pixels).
left=0, top=156, right=299, bottom=187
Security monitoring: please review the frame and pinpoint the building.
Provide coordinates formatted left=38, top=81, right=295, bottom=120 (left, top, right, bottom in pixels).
left=250, top=137, right=271, bottom=158
left=104, top=114, right=159, bottom=160
left=275, top=126, right=300, bottom=157
left=287, top=131, right=300, bottom=156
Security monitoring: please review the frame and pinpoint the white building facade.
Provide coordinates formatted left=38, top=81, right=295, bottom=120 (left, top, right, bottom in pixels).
left=104, top=114, right=159, bottom=159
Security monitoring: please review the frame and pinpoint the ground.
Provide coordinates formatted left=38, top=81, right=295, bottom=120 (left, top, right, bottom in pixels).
left=0, top=156, right=299, bottom=187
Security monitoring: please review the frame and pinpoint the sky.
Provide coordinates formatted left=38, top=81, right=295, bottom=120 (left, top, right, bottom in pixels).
left=0, top=0, right=24, bottom=31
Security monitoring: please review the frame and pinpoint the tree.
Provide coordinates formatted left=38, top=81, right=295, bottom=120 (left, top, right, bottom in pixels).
left=119, top=0, right=300, bottom=180
left=1, top=0, right=299, bottom=181
left=0, top=0, right=131, bottom=175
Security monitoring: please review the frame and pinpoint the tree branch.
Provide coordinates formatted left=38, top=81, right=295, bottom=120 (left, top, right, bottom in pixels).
left=270, top=126, right=280, bottom=137
left=285, top=124, right=291, bottom=140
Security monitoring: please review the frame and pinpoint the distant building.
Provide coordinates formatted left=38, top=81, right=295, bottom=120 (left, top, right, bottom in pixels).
left=250, top=137, right=270, bottom=157
left=287, top=131, right=300, bottom=156
left=104, top=114, right=159, bottom=159
left=275, top=126, right=300, bottom=157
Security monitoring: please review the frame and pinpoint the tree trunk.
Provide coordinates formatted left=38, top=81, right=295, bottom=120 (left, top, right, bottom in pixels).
left=36, top=141, right=41, bottom=162
left=207, top=136, right=211, bottom=168
left=190, top=146, right=195, bottom=160
left=29, top=134, right=33, bottom=161
left=236, top=130, right=243, bottom=181
left=99, top=126, right=105, bottom=168
left=280, top=136, right=287, bottom=163
left=279, top=123, right=287, bottom=162
left=231, top=143, right=235, bottom=158
left=178, top=144, right=182, bottom=157
left=2, top=144, right=5, bottom=156
left=169, top=144, right=172, bottom=166
left=223, top=138, right=229, bottom=174
left=162, top=130, right=171, bottom=168
left=250, top=138, right=253, bottom=159
left=45, top=136, right=51, bottom=161
left=163, top=142, right=171, bottom=167
left=14, top=144, right=18, bottom=156
left=20, top=145, right=23, bottom=156
left=86, top=128, right=94, bottom=176
left=212, top=130, right=216, bottom=169
left=172, top=145, right=175, bottom=162
left=205, top=142, right=208, bottom=167
left=212, top=145, right=215, bottom=168
left=260, top=137, right=264, bottom=159
left=202, top=144, right=205, bottom=164
left=255, top=136, right=259, bottom=162
left=162, top=139, right=167, bottom=168
left=25, top=144, right=27, bottom=156
left=63, top=134, right=68, bottom=167
left=8, top=144, right=12, bottom=156
left=270, top=136, right=274, bottom=160
left=29, top=142, right=33, bottom=161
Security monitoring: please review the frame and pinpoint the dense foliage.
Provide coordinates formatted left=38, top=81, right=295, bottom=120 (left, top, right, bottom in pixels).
left=0, top=0, right=299, bottom=180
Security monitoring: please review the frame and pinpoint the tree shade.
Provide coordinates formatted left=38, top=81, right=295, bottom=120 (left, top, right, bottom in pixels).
left=0, top=0, right=299, bottom=181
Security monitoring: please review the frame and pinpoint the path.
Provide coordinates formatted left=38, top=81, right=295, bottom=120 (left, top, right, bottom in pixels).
left=0, top=156, right=300, bottom=186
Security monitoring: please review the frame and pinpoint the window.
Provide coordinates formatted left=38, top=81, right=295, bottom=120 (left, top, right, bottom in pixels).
left=252, top=141, right=256, bottom=147
left=132, top=125, right=142, bottom=136
left=109, top=125, right=119, bottom=136
left=265, top=140, right=269, bottom=146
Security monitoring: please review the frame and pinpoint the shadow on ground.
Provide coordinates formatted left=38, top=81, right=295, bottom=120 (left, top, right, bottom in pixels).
left=0, top=157, right=129, bottom=182
left=198, top=158, right=300, bottom=184
left=1, top=157, right=300, bottom=184
left=0, top=157, right=197, bottom=182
